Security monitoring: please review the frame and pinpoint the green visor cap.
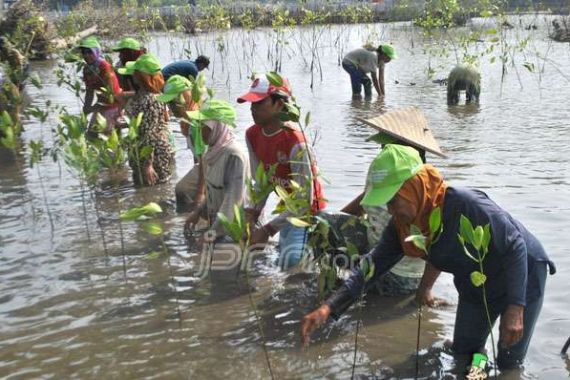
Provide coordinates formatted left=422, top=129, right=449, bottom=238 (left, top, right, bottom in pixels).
left=112, top=37, right=142, bottom=51
left=186, top=99, right=236, bottom=126
left=118, top=53, right=161, bottom=76
left=157, top=75, right=193, bottom=103
left=366, top=132, right=398, bottom=145
left=380, top=44, right=397, bottom=60
left=360, top=144, right=423, bottom=207
left=77, top=36, right=101, bottom=50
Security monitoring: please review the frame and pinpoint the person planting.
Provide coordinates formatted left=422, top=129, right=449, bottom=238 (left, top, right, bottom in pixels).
left=341, top=44, right=396, bottom=98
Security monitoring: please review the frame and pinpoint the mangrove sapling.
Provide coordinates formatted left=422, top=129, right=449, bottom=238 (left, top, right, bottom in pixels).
left=457, top=215, right=497, bottom=379
left=92, top=117, right=130, bottom=277
left=28, top=139, right=55, bottom=242
left=57, top=112, right=100, bottom=245
left=120, top=202, right=183, bottom=327
left=218, top=205, right=275, bottom=380
left=405, top=207, right=444, bottom=379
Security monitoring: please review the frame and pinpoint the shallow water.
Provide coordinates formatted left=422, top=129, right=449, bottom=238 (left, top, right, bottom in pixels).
left=1, top=16, right=569, bottom=379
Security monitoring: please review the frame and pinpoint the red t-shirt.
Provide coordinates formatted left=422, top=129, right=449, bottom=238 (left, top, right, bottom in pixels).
left=83, top=60, right=121, bottom=108
left=246, top=123, right=326, bottom=213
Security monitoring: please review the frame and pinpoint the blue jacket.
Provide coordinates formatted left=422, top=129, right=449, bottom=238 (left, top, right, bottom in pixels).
left=162, top=60, right=198, bottom=81
left=327, top=187, right=555, bottom=314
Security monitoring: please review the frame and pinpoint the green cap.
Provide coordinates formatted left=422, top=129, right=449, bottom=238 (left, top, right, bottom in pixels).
left=361, top=144, right=423, bottom=207
left=157, top=75, right=193, bottom=103
left=77, top=36, right=101, bottom=50
left=366, top=132, right=398, bottom=145
left=112, top=37, right=142, bottom=51
left=379, top=44, right=397, bottom=60
left=186, top=99, right=236, bottom=126
left=117, top=53, right=161, bottom=76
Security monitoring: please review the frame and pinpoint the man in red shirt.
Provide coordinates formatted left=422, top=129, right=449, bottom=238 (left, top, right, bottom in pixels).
left=237, top=76, right=326, bottom=269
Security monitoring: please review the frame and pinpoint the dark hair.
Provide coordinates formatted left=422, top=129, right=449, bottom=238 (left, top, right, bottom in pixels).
left=195, top=55, right=210, bottom=67
left=270, top=93, right=289, bottom=105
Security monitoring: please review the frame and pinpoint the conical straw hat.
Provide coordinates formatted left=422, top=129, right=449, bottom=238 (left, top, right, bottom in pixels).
left=356, top=106, right=447, bottom=158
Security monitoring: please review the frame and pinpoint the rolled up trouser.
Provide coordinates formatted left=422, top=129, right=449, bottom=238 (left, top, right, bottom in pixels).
left=277, top=222, right=309, bottom=270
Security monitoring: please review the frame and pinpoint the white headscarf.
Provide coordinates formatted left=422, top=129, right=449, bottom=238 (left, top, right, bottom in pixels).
left=203, top=120, right=234, bottom=165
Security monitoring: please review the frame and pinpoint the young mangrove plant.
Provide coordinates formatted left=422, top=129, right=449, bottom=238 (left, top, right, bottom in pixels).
left=457, top=215, right=496, bottom=378
left=405, top=207, right=443, bottom=379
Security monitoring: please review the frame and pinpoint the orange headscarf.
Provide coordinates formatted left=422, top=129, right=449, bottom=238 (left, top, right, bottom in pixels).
left=134, top=70, right=165, bottom=94
left=394, top=164, right=447, bottom=257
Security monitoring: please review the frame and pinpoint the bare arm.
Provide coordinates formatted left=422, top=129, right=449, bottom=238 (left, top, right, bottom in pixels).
left=416, top=261, right=444, bottom=307
left=370, top=71, right=382, bottom=97
left=378, top=64, right=385, bottom=96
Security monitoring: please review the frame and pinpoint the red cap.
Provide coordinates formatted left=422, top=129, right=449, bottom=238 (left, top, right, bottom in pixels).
left=237, top=76, right=292, bottom=103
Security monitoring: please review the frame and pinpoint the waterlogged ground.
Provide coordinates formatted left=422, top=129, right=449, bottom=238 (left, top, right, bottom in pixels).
left=1, top=16, right=569, bottom=379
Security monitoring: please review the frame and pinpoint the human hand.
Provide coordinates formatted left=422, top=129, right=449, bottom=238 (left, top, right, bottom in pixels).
left=301, top=304, right=331, bottom=347
left=250, top=226, right=270, bottom=246
left=183, top=210, right=201, bottom=238
left=415, top=286, right=449, bottom=308
left=500, top=304, right=524, bottom=348
left=143, top=164, right=158, bottom=186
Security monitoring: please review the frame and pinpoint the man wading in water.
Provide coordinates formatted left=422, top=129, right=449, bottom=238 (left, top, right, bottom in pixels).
left=341, top=44, right=396, bottom=99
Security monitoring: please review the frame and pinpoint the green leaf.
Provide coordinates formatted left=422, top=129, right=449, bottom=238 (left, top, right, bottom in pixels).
left=346, top=241, right=360, bottom=257
left=361, top=259, right=375, bottom=282
left=406, top=234, right=427, bottom=252
left=304, top=111, right=311, bottom=127
left=459, top=215, right=475, bottom=245
left=473, top=225, right=484, bottom=251
left=522, top=62, right=535, bottom=72
left=482, top=224, right=491, bottom=255
left=142, top=202, right=163, bottom=215
left=459, top=236, right=479, bottom=262
left=480, top=10, right=493, bottom=18
left=274, top=185, right=291, bottom=203
left=470, top=271, right=487, bottom=287
left=139, top=146, right=154, bottom=161
left=143, top=251, right=161, bottom=260
left=326, top=267, right=336, bottom=292
left=429, top=207, right=442, bottom=237
left=486, top=28, right=498, bottom=35
left=143, top=221, right=163, bottom=235
left=287, top=217, right=312, bottom=228
left=266, top=71, right=283, bottom=87
left=120, top=207, right=145, bottom=221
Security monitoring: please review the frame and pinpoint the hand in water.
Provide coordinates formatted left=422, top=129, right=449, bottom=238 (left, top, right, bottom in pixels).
left=415, top=286, right=450, bottom=308
left=143, top=164, right=158, bottom=186
left=301, top=305, right=331, bottom=347
left=500, top=304, right=524, bottom=348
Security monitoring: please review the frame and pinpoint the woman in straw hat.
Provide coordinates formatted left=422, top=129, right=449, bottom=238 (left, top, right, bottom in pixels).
left=316, top=107, right=446, bottom=297
left=181, top=99, right=249, bottom=242
left=342, top=44, right=396, bottom=98
left=301, top=144, right=555, bottom=372
left=119, top=53, right=174, bottom=186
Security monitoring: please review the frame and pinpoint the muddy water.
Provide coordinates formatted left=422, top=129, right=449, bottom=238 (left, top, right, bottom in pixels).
left=1, top=17, right=569, bottom=379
